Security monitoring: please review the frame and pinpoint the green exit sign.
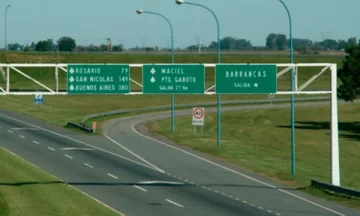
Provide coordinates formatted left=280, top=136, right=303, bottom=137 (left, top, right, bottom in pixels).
left=142, top=64, right=205, bottom=94
left=215, top=64, right=277, bottom=94
left=67, top=64, right=130, bottom=94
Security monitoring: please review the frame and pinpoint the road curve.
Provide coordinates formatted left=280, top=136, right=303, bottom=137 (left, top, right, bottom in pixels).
left=101, top=100, right=360, bottom=216
left=0, top=109, right=277, bottom=216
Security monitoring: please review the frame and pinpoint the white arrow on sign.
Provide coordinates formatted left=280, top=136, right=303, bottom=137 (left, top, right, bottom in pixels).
left=69, top=85, right=75, bottom=91
left=150, top=77, right=156, bottom=83
left=151, top=68, right=156, bottom=74
left=69, top=76, right=75, bottom=83
left=254, top=83, right=258, bottom=88
left=69, top=68, right=75, bottom=74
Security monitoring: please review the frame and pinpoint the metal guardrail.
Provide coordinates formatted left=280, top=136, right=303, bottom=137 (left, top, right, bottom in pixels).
left=80, top=96, right=330, bottom=127
left=311, top=179, right=360, bottom=198
left=66, top=122, right=93, bottom=133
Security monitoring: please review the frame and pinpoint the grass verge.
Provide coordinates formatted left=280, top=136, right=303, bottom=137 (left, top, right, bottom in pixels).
left=0, top=94, right=294, bottom=127
left=147, top=102, right=360, bottom=209
left=0, top=147, right=122, bottom=216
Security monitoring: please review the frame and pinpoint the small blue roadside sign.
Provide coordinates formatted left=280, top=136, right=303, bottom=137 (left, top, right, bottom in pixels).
left=34, top=93, right=44, bottom=104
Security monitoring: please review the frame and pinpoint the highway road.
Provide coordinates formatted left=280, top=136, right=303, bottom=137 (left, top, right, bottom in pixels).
left=0, top=110, right=276, bottom=216
left=102, top=101, right=360, bottom=216
left=0, top=101, right=359, bottom=216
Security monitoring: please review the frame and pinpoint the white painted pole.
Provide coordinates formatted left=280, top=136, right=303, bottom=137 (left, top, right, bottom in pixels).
left=6, top=65, right=10, bottom=93
left=330, top=63, right=340, bottom=186
left=55, top=66, right=59, bottom=93
left=294, top=65, right=298, bottom=91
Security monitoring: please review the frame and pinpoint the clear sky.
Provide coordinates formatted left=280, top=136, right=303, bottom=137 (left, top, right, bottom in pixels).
left=1, top=0, right=359, bottom=49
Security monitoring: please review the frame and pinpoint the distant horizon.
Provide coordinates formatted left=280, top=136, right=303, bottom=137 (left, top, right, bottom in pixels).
left=1, top=0, right=359, bottom=49
left=5, top=34, right=357, bottom=50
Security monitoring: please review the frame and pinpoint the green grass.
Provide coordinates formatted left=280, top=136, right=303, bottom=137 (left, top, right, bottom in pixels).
left=0, top=52, right=343, bottom=127
left=0, top=147, right=123, bottom=216
left=147, top=102, right=360, bottom=208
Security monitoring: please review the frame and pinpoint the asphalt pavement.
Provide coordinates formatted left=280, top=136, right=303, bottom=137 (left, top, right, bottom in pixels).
left=102, top=101, right=360, bottom=216
left=0, top=101, right=359, bottom=216
left=0, top=109, right=277, bottom=216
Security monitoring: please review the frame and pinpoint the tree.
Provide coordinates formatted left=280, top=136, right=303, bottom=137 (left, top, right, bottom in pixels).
left=57, top=36, right=76, bottom=52
left=266, top=33, right=277, bottom=50
left=35, top=40, right=52, bottom=51
left=348, top=37, right=357, bottom=46
left=338, top=40, right=348, bottom=50
left=8, top=43, right=24, bottom=51
left=321, top=39, right=338, bottom=50
left=112, top=44, right=124, bottom=52
left=337, top=45, right=360, bottom=101
left=276, top=34, right=287, bottom=50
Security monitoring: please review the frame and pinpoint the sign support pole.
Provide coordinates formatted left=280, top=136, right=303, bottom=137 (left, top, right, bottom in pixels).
left=171, top=94, right=175, bottom=133
left=217, top=94, right=221, bottom=147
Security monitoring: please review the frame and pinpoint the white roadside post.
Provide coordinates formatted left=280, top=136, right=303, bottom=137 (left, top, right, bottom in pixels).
left=92, top=122, right=97, bottom=133
left=192, top=107, right=205, bottom=135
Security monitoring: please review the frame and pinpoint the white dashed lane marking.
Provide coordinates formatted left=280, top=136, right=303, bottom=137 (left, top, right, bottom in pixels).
left=19, top=135, right=25, bottom=139
left=84, top=163, right=94, bottom=168
left=166, top=172, right=282, bottom=215
left=65, top=154, right=73, bottom=159
left=32, top=141, right=39, bottom=145
left=165, top=199, right=184, bottom=208
left=7, top=130, right=13, bottom=133
left=133, top=185, right=147, bottom=192
left=48, top=147, right=55, bottom=151
left=107, top=173, right=118, bottom=179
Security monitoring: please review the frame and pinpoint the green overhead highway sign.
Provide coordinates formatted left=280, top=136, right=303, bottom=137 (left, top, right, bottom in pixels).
left=215, top=64, right=277, bottom=94
left=67, top=64, right=130, bottom=94
left=142, top=64, right=205, bottom=94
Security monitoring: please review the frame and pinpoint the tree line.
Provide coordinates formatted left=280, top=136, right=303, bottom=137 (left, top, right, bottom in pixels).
left=5, top=33, right=359, bottom=53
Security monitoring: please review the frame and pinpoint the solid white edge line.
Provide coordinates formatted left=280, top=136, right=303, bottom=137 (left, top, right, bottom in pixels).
left=0, top=146, right=126, bottom=216
left=165, top=199, right=184, bottom=208
left=19, top=135, right=25, bottom=139
left=104, top=134, right=165, bottom=174
left=48, top=147, right=55, bottom=151
left=107, top=173, right=118, bottom=179
left=65, top=154, right=73, bottom=159
left=278, top=188, right=345, bottom=216
left=133, top=185, right=147, bottom=192
left=32, top=141, right=39, bottom=145
left=131, top=123, right=346, bottom=216
left=0, top=113, right=162, bottom=174
left=84, top=163, right=94, bottom=168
